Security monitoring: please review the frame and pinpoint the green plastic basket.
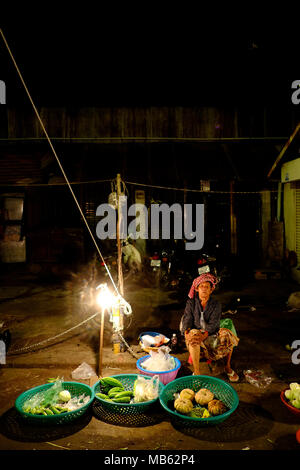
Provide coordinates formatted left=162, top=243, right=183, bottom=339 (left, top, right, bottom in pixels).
left=159, top=375, right=239, bottom=427
left=15, top=381, right=95, bottom=426
left=93, top=374, right=164, bottom=424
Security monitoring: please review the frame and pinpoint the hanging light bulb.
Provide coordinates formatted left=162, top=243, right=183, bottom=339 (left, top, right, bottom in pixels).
left=96, top=283, right=116, bottom=311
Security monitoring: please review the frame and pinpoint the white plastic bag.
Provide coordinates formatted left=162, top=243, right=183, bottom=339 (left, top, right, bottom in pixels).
left=141, top=346, right=175, bottom=371
left=71, top=362, right=96, bottom=380
left=140, top=334, right=169, bottom=348
left=133, top=375, right=160, bottom=403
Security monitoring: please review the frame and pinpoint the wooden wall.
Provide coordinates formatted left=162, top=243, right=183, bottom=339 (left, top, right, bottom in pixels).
left=5, top=105, right=298, bottom=140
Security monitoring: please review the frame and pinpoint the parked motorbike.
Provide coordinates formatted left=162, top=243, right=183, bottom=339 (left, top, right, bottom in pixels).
left=149, top=250, right=162, bottom=284
left=196, top=252, right=218, bottom=278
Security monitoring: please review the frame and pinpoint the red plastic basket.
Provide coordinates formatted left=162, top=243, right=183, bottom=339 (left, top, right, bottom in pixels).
left=280, top=389, right=300, bottom=418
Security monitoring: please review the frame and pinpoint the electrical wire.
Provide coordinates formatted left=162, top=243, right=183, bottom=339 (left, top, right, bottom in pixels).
left=124, top=180, right=279, bottom=194
left=0, top=29, right=119, bottom=297
left=0, top=29, right=137, bottom=357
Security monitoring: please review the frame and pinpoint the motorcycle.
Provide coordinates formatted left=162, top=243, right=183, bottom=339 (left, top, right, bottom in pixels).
left=149, top=250, right=162, bottom=284
left=196, top=252, right=218, bottom=278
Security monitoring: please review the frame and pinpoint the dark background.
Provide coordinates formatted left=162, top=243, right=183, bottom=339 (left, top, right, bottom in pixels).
left=0, top=25, right=299, bottom=273
left=0, top=26, right=298, bottom=108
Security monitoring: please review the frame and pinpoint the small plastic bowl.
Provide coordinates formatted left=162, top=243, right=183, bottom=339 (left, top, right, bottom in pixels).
left=136, top=355, right=181, bottom=385
left=280, top=389, right=300, bottom=417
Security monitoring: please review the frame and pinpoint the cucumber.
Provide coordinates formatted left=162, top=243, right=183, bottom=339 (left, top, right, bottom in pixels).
left=101, top=377, right=124, bottom=389
left=96, top=393, right=110, bottom=400
left=112, top=396, right=131, bottom=403
left=108, top=387, right=124, bottom=397
left=113, top=391, right=134, bottom=399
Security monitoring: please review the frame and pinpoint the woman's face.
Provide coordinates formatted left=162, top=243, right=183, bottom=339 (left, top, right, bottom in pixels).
left=197, top=281, right=213, bottom=300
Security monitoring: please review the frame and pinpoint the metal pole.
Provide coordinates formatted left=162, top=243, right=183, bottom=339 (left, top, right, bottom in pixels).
left=98, top=308, right=105, bottom=377
left=116, top=174, right=124, bottom=352
left=116, top=173, right=124, bottom=296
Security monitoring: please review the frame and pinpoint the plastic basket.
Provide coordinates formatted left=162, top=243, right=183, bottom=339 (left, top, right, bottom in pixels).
left=93, top=374, right=164, bottom=425
left=15, top=381, right=94, bottom=425
left=159, top=375, right=239, bottom=427
left=280, top=389, right=300, bottom=417
left=136, top=355, right=181, bottom=385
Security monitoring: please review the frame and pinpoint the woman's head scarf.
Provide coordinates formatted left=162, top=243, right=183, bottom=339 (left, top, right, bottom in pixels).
left=188, top=273, right=218, bottom=299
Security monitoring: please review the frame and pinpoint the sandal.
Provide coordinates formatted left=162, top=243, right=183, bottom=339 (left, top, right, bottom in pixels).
left=226, top=370, right=239, bottom=382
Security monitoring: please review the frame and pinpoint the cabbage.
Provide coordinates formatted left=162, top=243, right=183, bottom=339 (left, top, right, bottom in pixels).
left=289, top=382, right=300, bottom=391
left=285, top=389, right=293, bottom=400
left=294, top=389, right=300, bottom=401
left=59, top=390, right=71, bottom=402
left=291, top=399, right=300, bottom=409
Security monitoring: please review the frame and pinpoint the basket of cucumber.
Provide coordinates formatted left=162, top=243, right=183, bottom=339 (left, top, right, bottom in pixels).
left=93, top=374, right=165, bottom=426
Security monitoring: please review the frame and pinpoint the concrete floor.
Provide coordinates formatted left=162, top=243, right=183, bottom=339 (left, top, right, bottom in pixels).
left=0, top=266, right=300, bottom=451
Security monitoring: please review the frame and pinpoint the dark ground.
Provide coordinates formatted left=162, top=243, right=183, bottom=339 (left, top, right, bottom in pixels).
left=0, top=265, right=300, bottom=452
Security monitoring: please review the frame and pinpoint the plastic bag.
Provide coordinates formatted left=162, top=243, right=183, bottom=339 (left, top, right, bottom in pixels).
left=140, top=334, right=165, bottom=348
left=140, top=333, right=170, bottom=350
left=133, top=375, right=160, bottom=403
left=243, top=369, right=273, bottom=389
left=141, top=346, right=175, bottom=371
left=71, top=362, right=96, bottom=380
left=58, top=393, right=90, bottom=411
left=23, top=378, right=64, bottom=411
left=220, top=318, right=238, bottom=336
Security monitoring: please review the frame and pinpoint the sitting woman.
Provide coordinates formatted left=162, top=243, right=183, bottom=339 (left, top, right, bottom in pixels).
left=180, top=273, right=239, bottom=382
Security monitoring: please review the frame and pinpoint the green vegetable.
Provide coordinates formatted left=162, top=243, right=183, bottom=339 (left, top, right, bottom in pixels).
left=108, top=386, right=125, bottom=397
left=101, top=377, right=124, bottom=389
left=96, top=393, right=110, bottom=400
left=49, top=405, right=61, bottom=415
left=285, top=389, right=293, bottom=400
left=112, top=396, right=131, bottom=403
left=59, top=390, right=71, bottom=402
left=44, top=408, right=54, bottom=415
left=285, top=383, right=300, bottom=407
left=292, top=399, right=300, bottom=409
left=113, top=390, right=134, bottom=399
left=189, top=407, right=207, bottom=418
left=54, top=405, right=69, bottom=413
